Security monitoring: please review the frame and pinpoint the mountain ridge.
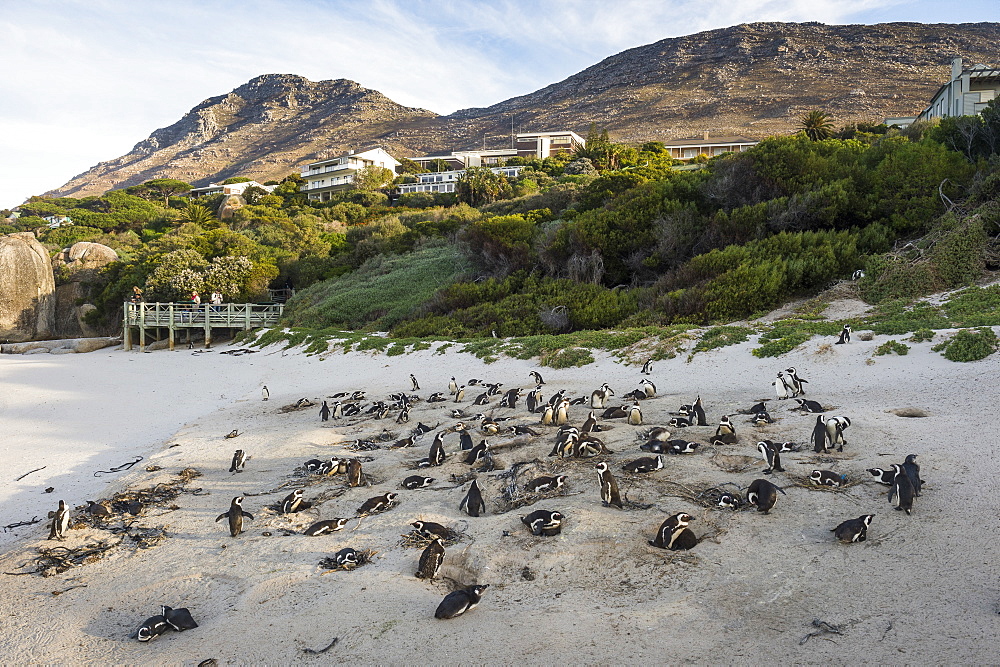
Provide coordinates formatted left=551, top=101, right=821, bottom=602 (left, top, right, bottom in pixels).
left=48, top=21, right=1000, bottom=198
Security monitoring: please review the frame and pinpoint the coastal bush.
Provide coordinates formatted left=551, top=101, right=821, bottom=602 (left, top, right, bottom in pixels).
left=932, top=327, right=998, bottom=362
left=874, top=340, right=910, bottom=356
left=909, top=328, right=935, bottom=342
left=941, top=285, right=1000, bottom=327
left=752, top=319, right=844, bottom=358
left=692, top=326, right=753, bottom=354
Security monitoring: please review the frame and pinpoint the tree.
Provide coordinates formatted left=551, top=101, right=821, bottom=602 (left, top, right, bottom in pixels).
left=126, top=178, right=193, bottom=206
left=183, top=203, right=216, bottom=226
left=800, top=111, right=834, bottom=141
left=353, top=166, right=394, bottom=192
left=221, top=177, right=252, bottom=185
left=456, top=167, right=511, bottom=207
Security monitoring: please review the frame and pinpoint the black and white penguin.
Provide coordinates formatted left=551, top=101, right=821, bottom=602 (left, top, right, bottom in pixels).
left=867, top=467, right=895, bottom=485
left=622, top=455, right=664, bottom=474
left=357, top=492, right=398, bottom=515
left=261, top=385, right=269, bottom=401
left=459, top=479, right=486, bottom=517
left=810, top=470, right=846, bottom=487
left=747, top=479, right=785, bottom=514
left=692, top=396, right=708, bottom=426
left=603, top=405, right=629, bottom=419
left=161, top=605, right=198, bottom=632
left=752, top=410, right=774, bottom=425
left=229, top=449, right=249, bottom=473
left=539, top=404, right=555, bottom=426
left=508, top=424, right=541, bottom=437
left=641, top=358, right=653, bottom=375
left=836, top=325, right=852, bottom=345
left=410, top=374, right=420, bottom=391
left=649, top=512, right=697, bottom=550
left=458, top=429, right=475, bottom=451
left=525, top=475, right=568, bottom=493
left=413, top=421, right=436, bottom=435
left=402, top=475, right=435, bottom=489
left=547, top=389, right=566, bottom=408
left=888, top=464, right=914, bottom=515
left=577, top=434, right=610, bottom=458
left=331, top=401, right=344, bottom=420
left=810, top=415, right=829, bottom=453
left=449, top=377, right=459, bottom=395
left=499, top=387, right=521, bottom=409
left=595, top=462, right=623, bottom=509
left=852, top=269, right=866, bottom=280
left=435, top=584, right=489, bottom=619
left=640, top=379, right=656, bottom=398
left=773, top=372, right=789, bottom=400
left=346, top=459, right=365, bottom=487
left=409, top=520, right=449, bottom=541
left=85, top=500, right=111, bottom=518
left=525, top=387, right=540, bottom=414
left=555, top=399, right=571, bottom=426
left=318, top=458, right=340, bottom=476
left=303, top=518, right=350, bottom=536
left=427, top=432, right=447, bottom=467
left=794, top=398, right=825, bottom=413
left=48, top=499, right=70, bottom=540
left=454, top=386, right=466, bottom=403
left=666, top=440, right=699, bottom=455
left=902, top=454, right=923, bottom=496
left=521, top=510, right=563, bottom=536
left=825, top=416, right=851, bottom=452
left=427, top=392, right=447, bottom=403
left=591, top=383, right=614, bottom=409
left=319, top=400, right=331, bottom=421
left=463, top=440, right=489, bottom=465
left=832, top=514, right=874, bottom=543
left=136, top=614, right=171, bottom=642
left=717, top=493, right=742, bottom=510
left=627, top=402, right=643, bottom=426
left=785, top=367, right=808, bottom=395
left=473, top=392, right=490, bottom=406
left=468, top=378, right=482, bottom=386
left=396, top=407, right=410, bottom=424
left=716, top=415, right=735, bottom=437
left=757, top=441, right=784, bottom=474
left=215, top=497, right=253, bottom=537
left=480, top=418, right=500, bottom=435
left=645, top=426, right=672, bottom=442
left=332, top=547, right=359, bottom=567
left=416, top=538, right=445, bottom=580
left=530, top=370, right=545, bottom=385
left=281, top=489, right=310, bottom=514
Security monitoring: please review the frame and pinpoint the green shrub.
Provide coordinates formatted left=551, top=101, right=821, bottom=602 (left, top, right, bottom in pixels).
left=542, top=347, right=595, bottom=368
left=692, top=326, right=752, bottom=354
left=933, top=327, right=998, bottom=362
left=942, top=285, right=1000, bottom=327
left=874, top=340, right=909, bottom=356
left=909, top=328, right=935, bottom=342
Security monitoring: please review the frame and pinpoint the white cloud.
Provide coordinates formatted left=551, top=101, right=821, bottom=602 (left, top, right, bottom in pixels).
left=0, top=0, right=987, bottom=207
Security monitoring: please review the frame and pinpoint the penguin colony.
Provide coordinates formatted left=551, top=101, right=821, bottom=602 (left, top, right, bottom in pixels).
left=49, top=357, right=929, bottom=639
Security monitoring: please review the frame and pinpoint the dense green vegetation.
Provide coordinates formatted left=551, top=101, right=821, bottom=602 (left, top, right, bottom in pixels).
left=3, top=103, right=998, bottom=348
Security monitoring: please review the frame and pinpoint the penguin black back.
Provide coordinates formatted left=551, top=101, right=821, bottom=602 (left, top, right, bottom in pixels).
left=459, top=479, right=486, bottom=517
left=435, top=584, right=489, bottom=619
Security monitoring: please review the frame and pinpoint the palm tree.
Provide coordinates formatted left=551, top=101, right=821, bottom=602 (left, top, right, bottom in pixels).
left=800, top=110, right=834, bottom=141
left=183, top=203, right=216, bottom=226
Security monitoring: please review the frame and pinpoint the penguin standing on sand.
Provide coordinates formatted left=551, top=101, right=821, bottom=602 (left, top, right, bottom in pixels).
left=811, top=415, right=829, bottom=453
left=825, top=416, right=851, bottom=452
left=261, top=385, right=269, bottom=401
left=331, top=401, right=344, bottom=420
left=747, top=479, right=785, bottom=514
left=410, top=374, right=420, bottom=391
left=319, top=401, right=331, bottom=422
left=459, top=479, right=486, bottom=517
left=640, top=379, right=656, bottom=398
left=773, top=372, right=789, bottom=400
left=435, top=584, right=489, bottom=619
left=540, top=404, right=555, bottom=426
left=449, top=377, right=459, bottom=395
left=902, top=454, right=923, bottom=496
left=526, top=386, right=541, bottom=413
left=454, top=386, right=466, bottom=403
left=229, top=449, right=249, bottom=473
left=595, top=462, right=623, bottom=509
left=627, top=402, right=643, bottom=425
left=833, top=514, right=873, bottom=543
left=416, top=538, right=445, bottom=580
left=692, top=396, right=708, bottom=426
left=785, top=367, right=808, bottom=395
left=758, top=441, right=784, bottom=474
left=555, top=399, right=571, bottom=426
left=530, top=370, right=545, bottom=385
left=216, top=497, right=253, bottom=537
left=641, top=358, right=653, bottom=375
left=346, top=459, right=365, bottom=487
left=48, top=500, right=70, bottom=540
left=836, top=325, right=852, bottom=345
left=888, top=464, right=915, bottom=515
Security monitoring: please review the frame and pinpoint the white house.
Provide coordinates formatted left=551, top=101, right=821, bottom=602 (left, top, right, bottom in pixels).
left=299, top=147, right=401, bottom=202
left=406, top=130, right=585, bottom=171
left=189, top=180, right=277, bottom=198
left=917, top=58, right=1000, bottom=122
left=44, top=215, right=73, bottom=229
left=397, top=166, right=524, bottom=196
left=661, top=132, right=758, bottom=160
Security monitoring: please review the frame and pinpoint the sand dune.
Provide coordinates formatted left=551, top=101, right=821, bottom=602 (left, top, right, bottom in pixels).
left=0, top=332, right=996, bottom=663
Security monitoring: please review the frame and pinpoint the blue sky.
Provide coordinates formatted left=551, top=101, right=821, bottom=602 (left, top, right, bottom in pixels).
left=1, top=0, right=997, bottom=208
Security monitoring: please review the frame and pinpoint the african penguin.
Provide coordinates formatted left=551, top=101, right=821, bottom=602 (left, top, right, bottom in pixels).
left=555, top=399, right=571, bottom=426
left=261, top=385, right=269, bottom=401
left=640, top=379, right=656, bottom=398
left=459, top=479, right=486, bottom=517
left=591, top=383, right=614, bottom=409
left=622, top=455, right=664, bottom=474
left=888, top=464, right=914, bottom=515
left=692, top=396, right=708, bottom=426
left=717, top=493, right=742, bottom=510
left=229, top=449, right=249, bottom=473
left=435, top=584, right=489, bottom=619
left=454, top=386, right=466, bottom=403
left=281, top=489, right=310, bottom=514
left=48, top=499, right=70, bottom=540
left=346, top=459, right=365, bottom=487
left=810, top=415, right=829, bottom=453
left=357, top=492, right=397, bottom=515
left=641, top=358, right=653, bottom=375
left=320, top=401, right=331, bottom=421
left=595, top=462, right=623, bottom=509
left=410, top=374, right=420, bottom=391
left=427, top=432, right=447, bottom=466
left=867, top=467, right=895, bottom=485
left=530, top=370, right=545, bottom=385
left=825, top=416, right=851, bottom=452
left=666, top=440, right=699, bottom=455
left=902, top=454, right=923, bottom=496
left=411, top=520, right=452, bottom=540
left=832, top=514, right=874, bottom=543
left=836, top=325, right=852, bottom=344
left=649, top=512, right=698, bottom=550
left=810, top=470, right=846, bottom=487
left=795, top=398, right=824, bottom=413
left=215, top=497, right=253, bottom=537
left=332, top=548, right=359, bottom=567
left=773, top=373, right=789, bottom=400
left=627, top=402, right=643, bottom=426
left=303, top=518, right=350, bottom=536
left=416, top=538, right=445, bottom=580
left=161, top=605, right=198, bottom=632
left=757, top=441, right=784, bottom=474
left=402, top=475, right=435, bottom=489
left=747, top=479, right=785, bottom=514
left=136, top=615, right=170, bottom=642
left=525, top=475, right=567, bottom=493
left=521, top=510, right=563, bottom=536
left=785, top=367, right=808, bottom=395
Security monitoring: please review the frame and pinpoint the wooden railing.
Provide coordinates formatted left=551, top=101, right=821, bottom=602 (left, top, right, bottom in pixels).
left=123, top=302, right=283, bottom=350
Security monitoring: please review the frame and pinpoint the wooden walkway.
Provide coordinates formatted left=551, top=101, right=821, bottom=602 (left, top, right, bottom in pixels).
left=123, top=302, right=284, bottom=351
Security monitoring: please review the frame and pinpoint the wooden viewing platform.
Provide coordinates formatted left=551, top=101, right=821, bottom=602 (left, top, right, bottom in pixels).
left=123, top=302, right=284, bottom=351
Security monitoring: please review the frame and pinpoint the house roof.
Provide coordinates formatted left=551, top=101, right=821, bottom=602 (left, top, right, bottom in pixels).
left=661, top=135, right=758, bottom=147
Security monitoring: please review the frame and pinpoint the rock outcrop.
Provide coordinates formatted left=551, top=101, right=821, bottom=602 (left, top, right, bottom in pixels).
left=0, top=337, right=119, bottom=354
left=52, top=242, right=119, bottom=338
left=0, top=233, right=56, bottom=342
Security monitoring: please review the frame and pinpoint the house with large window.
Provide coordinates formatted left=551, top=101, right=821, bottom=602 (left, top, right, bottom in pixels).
left=406, top=131, right=585, bottom=171
left=917, top=58, right=1000, bottom=122
left=188, top=180, right=276, bottom=198
left=299, top=147, right=401, bottom=202
left=397, top=166, right=524, bottom=196
left=661, top=133, right=758, bottom=160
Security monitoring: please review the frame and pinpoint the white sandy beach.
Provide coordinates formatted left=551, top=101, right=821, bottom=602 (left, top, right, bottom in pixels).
left=1, top=323, right=998, bottom=664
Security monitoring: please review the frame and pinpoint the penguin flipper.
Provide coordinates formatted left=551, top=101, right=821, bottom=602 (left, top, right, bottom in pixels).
left=776, top=486, right=787, bottom=495
left=215, top=512, right=228, bottom=522
left=242, top=511, right=254, bottom=520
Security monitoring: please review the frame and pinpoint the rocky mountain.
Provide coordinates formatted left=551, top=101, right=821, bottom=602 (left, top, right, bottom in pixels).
left=50, top=21, right=1000, bottom=198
